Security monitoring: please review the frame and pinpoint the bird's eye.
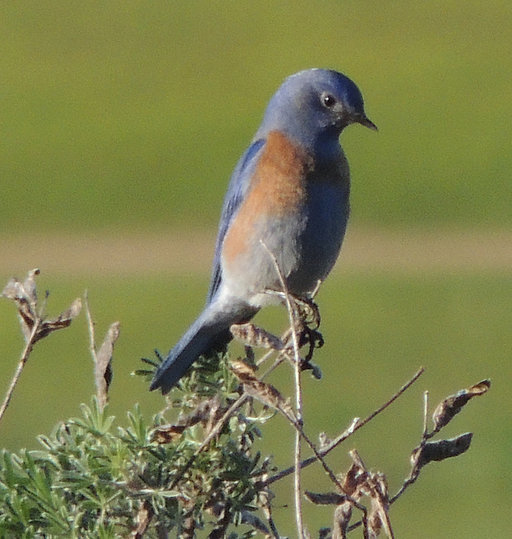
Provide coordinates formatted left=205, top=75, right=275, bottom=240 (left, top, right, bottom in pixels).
left=322, top=93, right=336, bottom=108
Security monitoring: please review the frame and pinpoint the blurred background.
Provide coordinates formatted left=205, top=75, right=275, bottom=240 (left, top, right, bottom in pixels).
left=0, top=1, right=510, bottom=536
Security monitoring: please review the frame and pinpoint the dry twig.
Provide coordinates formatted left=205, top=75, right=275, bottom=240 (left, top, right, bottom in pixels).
left=260, top=240, right=306, bottom=538
left=84, top=292, right=120, bottom=410
left=0, top=269, right=81, bottom=423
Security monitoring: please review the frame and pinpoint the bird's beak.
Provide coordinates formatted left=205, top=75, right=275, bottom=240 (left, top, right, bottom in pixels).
left=357, top=114, right=378, bottom=131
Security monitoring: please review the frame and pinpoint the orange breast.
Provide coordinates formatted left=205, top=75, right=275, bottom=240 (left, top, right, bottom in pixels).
left=222, top=131, right=314, bottom=263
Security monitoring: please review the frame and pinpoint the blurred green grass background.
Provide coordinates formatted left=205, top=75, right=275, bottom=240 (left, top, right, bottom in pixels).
left=0, top=1, right=511, bottom=537
left=2, top=1, right=511, bottom=231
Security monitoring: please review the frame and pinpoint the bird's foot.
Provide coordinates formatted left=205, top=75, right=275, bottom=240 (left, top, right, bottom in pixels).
left=294, top=296, right=321, bottom=329
left=298, top=325, right=324, bottom=361
left=263, top=289, right=321, bottom=328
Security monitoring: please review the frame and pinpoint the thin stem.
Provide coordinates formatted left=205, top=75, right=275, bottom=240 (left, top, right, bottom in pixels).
left=389, top=387, right=431, bottom=505
left=293, top=410, right=303, bottom=537
left=260, top=240, right=305, bottom=537
left=0, top=320, right=40, bottom=423
left=422, top=390, right=429, bottom=437
left=84, top=291, right=98, bottom=363
left=291, top=319, right=304, bottom=537
left=389, top=464, right=419, bottom=505
left=324, top=366, right=425, bottom=454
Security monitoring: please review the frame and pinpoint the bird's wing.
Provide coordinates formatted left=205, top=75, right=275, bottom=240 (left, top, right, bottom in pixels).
left=206, top=137, right=266, bottom=303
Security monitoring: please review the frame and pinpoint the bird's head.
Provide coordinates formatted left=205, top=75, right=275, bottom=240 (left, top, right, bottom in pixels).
left=259, top=68, right=376, bottom=154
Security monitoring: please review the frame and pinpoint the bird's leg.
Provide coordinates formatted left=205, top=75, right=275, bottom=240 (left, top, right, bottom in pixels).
left=290, top=296, right=323, bottom=377
left=262, top=289, right=321, bottom=329
left=294, top=296, right=321, bottom=329
left=263, top=289, right=324, bottom=376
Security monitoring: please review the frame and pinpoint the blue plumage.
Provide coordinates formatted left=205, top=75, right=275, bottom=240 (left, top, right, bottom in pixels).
left=150, top=69, right=376, bottom=393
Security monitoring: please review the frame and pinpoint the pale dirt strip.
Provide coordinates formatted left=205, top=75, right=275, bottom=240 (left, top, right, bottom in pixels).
left=0, top=228, right=511, bottom=277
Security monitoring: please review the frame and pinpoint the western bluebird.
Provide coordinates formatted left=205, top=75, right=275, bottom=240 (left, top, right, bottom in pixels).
left=150, top=68, right=376, bottom=393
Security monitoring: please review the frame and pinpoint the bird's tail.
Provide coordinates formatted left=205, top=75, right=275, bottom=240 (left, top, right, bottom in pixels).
left=150, top=299, right=258, bottom=394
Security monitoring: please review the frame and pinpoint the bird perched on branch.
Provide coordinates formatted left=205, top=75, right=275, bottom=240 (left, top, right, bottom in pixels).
left=150, top=68, right=376, bottom=393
